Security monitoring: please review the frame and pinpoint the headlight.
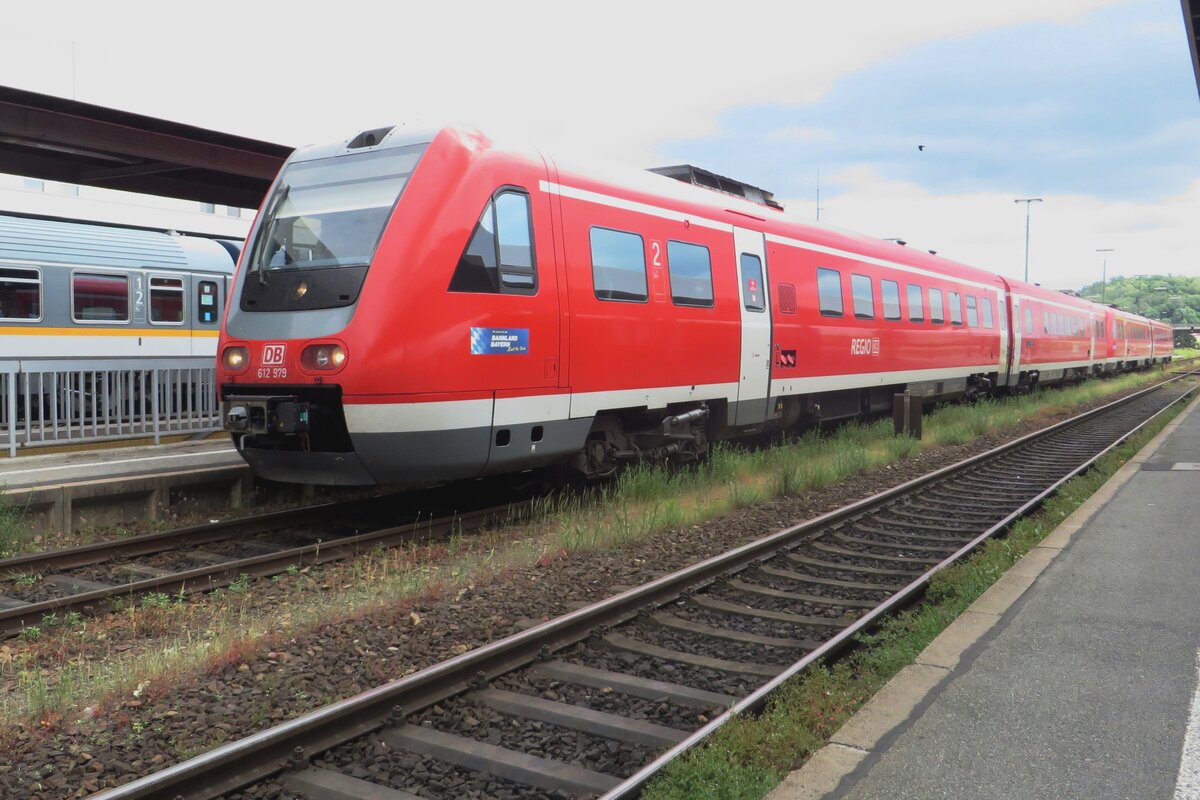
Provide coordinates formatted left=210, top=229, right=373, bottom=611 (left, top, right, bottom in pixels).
left=301, top=344, right=347, bottom=371
left=222, top=346, right=249, bottom=372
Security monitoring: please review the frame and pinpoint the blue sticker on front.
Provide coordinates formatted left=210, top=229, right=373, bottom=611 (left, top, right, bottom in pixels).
left=471, top=327, right=529, bottom=354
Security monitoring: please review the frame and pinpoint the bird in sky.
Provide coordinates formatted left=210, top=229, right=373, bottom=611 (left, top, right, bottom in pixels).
left=918, top=145, right=925, bottom=151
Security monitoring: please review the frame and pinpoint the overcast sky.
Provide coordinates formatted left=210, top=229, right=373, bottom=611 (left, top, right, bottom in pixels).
left=2, top=0, right=1197, bottom=292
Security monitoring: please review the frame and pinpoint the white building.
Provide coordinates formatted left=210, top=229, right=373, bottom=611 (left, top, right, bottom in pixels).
left=0, top=172, right=253, bottom=239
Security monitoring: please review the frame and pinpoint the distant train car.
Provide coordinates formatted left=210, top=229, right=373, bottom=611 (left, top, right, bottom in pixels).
left=0, top=214, right=237, bottom=358
left=1003, top=280, right=1100, bottom=387
left=216, top=125, right=1175, bottom=486
left=1151, top=319, right=1174, bottom=364
left=0, top=214, right=239, bottom=429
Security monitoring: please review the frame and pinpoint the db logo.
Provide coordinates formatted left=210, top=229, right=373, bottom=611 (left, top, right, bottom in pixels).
left=262, top=344, right=287, bottom=366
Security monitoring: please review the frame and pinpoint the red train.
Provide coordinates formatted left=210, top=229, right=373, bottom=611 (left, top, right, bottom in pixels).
left=216, top=126, right=1173, bottom=485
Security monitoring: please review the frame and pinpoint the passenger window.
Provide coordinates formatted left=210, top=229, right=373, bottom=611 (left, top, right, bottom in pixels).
left=449, top=190, right=537, bottom=294
left=999, top=300, right=1008, bottom=331
left=881, top=279, right=901, bottom=321
left=948, top=291, right=963, bottom=325
left=981, top=297, right=994, bottom=329
left=197, top=280, right=219, bottom=324
left=906, top=284, right=924, bottom=321
left=1043, top=312, right=1050, bottom=334
left=73, top=272, right=129, bottom=322
left=740, top=253, right=765, bottom=312
left=590, top=227, right=647, bottom=302
left=851, top=274, right=874, bottom=319
left=965, top=295, right=979, bottom=327
left=0, top=266, right=41, bottom=321
left=929, top=288, right=944, bottom=324
left=817, top=268, right=843, bottom=316
left=149, top=276, right=185, bottom=324
left=1024, top=306, right=1034, bottom=335
left=667, top=241, right=713, bottom=307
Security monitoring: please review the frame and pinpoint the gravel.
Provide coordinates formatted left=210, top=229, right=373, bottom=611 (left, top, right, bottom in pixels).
left=0, top=390, right=1153, bottom=800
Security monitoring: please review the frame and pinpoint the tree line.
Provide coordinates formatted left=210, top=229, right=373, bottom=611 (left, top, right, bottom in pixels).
left=1077, top=275, right=1200, bottom=326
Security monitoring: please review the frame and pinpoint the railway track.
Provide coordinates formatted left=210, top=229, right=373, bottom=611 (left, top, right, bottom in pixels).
left=80, top=372, right=1196, bottom=800
left=0, top=490, right=531, bottom=639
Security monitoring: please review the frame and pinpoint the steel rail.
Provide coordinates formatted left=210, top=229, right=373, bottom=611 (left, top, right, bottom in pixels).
left=0, top=499, right=352, bottom=578
left=603, top=372, right=1199, bottom=798
left=83, top=371, right=1197, bottom=800
left=0, top=501, right=528, bottom=639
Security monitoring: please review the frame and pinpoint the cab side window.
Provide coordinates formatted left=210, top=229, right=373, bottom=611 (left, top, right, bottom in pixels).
left=449, top=189, right=537, bottom=295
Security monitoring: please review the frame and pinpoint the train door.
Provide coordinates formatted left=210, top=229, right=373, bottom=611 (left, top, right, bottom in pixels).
left=1007, top=295, right=1023, bottom=386
left=192, top=276, right=223, bottom=356
left=733, top=227, right=771, bottom=426
left=995, top=289, right=1009, bottom=380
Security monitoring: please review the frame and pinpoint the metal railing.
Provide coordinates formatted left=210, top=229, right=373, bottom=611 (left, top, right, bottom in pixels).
left=0, top=359, right=220, bottom=457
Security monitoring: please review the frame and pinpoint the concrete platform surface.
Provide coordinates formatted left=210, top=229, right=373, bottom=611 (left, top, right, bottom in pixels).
left=0, top=439, right=241, bottom=490
left=770, top=391, right=1200, bottom=800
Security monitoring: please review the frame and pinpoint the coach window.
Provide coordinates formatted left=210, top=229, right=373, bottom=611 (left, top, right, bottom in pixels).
left=197, top=281, right=220, bottom=324
left=72, top=272, right=129, bottom=323
left=965, top=295, right=979, bottom=327
left=0, top=266, right=42, bottom=321
left=906, top=284, right=924, bottom=321
left=667, top=241, right=713, bottom=307
left=1024, top=306, right=1034, bottom=335
left=851, top=274, right=874, bottom=319
left=929, top=287, right=944, bottom=323
left=449, top=189, right=537, bottom=295
left=981, top=297, right=994, bottom=329
left=740, top=254, right=765, bottom=312
left=999, top=300, right=1007, bottom=331
left=1043, top=311, right=1050, bottom=334
left=948, top=291, right=963, bottom=325
left=591, top=227, right=647, bottom=302
left=881, top=279, right=901, bottom=321
left=149, top=276, right=185, bottom=324
left=817, top=268, right=843, bottom=316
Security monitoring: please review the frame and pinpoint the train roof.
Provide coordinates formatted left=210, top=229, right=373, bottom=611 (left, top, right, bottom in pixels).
left=0, top=213, right=238, bottom=273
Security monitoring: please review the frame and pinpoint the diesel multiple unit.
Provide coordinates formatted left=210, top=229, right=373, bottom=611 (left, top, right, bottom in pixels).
left=216, top=126, right=1173, bottom=486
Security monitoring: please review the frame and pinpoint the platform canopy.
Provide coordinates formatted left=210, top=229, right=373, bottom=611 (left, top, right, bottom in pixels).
left=0, top=85, right=293, bottom=209
left=1185, top=0, right=1200, bottom=99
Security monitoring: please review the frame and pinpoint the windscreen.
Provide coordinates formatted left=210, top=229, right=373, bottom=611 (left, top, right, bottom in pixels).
left=246, top=143, right=427, bottom=274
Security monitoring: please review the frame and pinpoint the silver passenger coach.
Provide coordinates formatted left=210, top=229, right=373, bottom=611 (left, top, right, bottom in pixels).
left=0, top=214, right=239, bottom=455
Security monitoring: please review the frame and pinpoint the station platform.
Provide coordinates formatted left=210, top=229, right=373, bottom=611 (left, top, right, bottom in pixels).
left=0, top=438, right=241, bottom=491
left=770, top=395, right=1200, bottom=800
left=0, top=439, right=252, bottom=532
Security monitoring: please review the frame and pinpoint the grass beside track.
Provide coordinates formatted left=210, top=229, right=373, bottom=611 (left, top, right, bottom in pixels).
left=0, top=370, right=1176, bottom=735
left=538, top=370, right=1169, bottom=554
left=640, top=384, right=1195, bottom=800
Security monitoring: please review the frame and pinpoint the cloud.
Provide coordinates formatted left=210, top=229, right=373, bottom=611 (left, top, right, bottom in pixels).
left=780, top=166, right=1200, bottom=288
left=768, top=127, right=834, bottom=143
left=0, top=0, right=1125, bottom=165
left=665, top=2, right=1200, bottom=203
